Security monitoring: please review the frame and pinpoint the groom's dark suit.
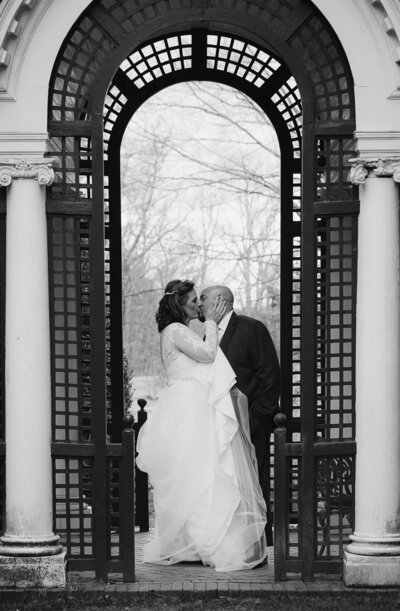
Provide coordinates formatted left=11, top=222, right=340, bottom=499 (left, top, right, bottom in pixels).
left=219, top=312, right=280, bottom=545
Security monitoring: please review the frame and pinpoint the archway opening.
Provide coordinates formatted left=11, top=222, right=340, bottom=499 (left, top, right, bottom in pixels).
left=120, top=81, right=281, bottom=414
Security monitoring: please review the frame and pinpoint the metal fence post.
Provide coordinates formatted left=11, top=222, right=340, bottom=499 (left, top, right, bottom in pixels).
left=274, top=412, right=288, bottom=581
left=135, top=399, right=149, bottom=532
left=120, top=415, right=135, bottom=582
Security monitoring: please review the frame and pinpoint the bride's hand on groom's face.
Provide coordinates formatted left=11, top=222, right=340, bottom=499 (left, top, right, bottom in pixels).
left=205, top=296, right=226, bottom=323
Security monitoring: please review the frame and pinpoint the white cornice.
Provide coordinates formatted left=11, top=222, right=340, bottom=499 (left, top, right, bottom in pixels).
left=354, top=130, right=400, bottom=157
left=0, top=131, right=50, bottom=155
left=365, top=0, right=400, bottom=96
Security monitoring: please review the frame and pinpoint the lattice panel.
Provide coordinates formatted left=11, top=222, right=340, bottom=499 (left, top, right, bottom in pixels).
left=206, top=34, right=281, bottom=87
left=54, top=457, right=94, bottom=557
left=50, top=217, right=93, bottom=443
left=316, top=137, right=357, bottom=202
left=102, top=0, right=301, bottom=32
left=103, top=33, right=193, bottom=155
left=103, top=86, right=127, bottom=160
left=269, top=435, right=275, bottom=523
left=101, top=0, right=139, bottom=28
left=271, top=77, right=302, bottom=158
left=123, top=34, right=192, bottom=88
left=48, top=137, right=92, bottom=202
left=46, top=0, right=358, bottom=580
left=104, top=176, right=113, bottom=437
left=291, top=234, right=301, bottom=435
left=316, top=455, right=354, bottom=559
left=287, top=456, right=301, bottom=559
left=293, top=172, right=301, bottom=222
left=315, top=216, right=356, bottom=441
left=50, top=16, right=116, bottom=121
left=290, top=15, right=354, bottom=121
left=104, top=32, right=302, bottom=161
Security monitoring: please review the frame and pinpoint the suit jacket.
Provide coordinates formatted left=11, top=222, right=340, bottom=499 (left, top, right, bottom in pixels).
left=219, top=312, right=280, bottom=430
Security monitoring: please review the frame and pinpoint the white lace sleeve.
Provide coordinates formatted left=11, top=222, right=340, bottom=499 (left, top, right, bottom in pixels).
left=171, top=321, right=218, bottom=362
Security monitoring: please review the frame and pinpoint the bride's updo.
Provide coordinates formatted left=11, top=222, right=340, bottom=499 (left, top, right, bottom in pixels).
left=156, top=279, right=195, bottom=332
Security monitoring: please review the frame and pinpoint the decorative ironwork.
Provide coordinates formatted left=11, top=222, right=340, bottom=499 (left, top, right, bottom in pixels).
left=316, top=455, right=354, bottom=559
left=46, top=0, right=358, bottom=581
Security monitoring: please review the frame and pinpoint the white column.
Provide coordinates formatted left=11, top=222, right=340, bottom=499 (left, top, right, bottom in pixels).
left=344, top=157, right=400, bottom=587
left=0, top=158, right=65, bottom=588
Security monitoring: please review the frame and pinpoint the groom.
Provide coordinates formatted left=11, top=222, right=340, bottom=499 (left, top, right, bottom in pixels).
left=199, top=285, right=280, bottom=546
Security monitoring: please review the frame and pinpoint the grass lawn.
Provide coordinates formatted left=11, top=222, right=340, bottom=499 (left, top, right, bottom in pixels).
left=1, top=591, right=400, bottom=610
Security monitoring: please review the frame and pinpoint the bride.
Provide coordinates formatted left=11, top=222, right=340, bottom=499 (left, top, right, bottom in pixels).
left=136, top=279, right=267, bottom=571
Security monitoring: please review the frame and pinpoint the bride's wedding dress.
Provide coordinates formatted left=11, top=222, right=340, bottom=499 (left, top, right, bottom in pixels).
left=136, top=320, right=267, bottom=571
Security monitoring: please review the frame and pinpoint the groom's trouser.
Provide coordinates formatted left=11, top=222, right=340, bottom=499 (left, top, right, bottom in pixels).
left=251, top=420, right=273, bottom=546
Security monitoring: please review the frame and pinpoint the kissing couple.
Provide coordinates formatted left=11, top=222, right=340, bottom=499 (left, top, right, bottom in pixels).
left=136, top=279, right=280, bottom=571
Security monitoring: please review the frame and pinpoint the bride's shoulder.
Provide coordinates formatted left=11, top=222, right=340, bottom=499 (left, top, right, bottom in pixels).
left=162, top=322, right=187, bottom=336
left=161, top=323, right=189, bottom=347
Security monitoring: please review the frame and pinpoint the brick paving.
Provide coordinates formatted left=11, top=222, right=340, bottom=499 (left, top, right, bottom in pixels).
left=69, top=530, right=347, bottom=594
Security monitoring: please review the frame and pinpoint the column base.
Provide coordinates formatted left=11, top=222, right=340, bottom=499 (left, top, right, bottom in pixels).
left=0, top=552, right=66, bottom=588
left=344, top=551, right=400, bottom=587
left=0, top=533, right=62, bottom=556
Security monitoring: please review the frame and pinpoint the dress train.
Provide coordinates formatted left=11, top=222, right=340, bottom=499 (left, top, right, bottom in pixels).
left=136, top=348, right=267, bottom=571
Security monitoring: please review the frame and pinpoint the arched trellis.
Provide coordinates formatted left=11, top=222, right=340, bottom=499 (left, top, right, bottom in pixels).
left=102, top=30, right=303, bottom=447
left=0, top=0, right=360, bottom=581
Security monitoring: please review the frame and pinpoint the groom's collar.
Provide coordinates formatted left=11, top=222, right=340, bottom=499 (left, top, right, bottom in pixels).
left=219, top=310, right=234, bottom=333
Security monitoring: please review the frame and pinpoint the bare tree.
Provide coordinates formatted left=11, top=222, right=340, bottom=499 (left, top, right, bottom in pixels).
left=121, top=81, right=281, bottom=378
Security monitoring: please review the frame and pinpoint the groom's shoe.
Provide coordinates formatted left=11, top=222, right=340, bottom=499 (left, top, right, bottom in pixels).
left=254, top=556, right=268, bottom=569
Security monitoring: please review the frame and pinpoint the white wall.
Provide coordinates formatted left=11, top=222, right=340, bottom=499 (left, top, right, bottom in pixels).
left=0, top=0, right=91, bottom=155
left=313, top=0, right=400, bottom=154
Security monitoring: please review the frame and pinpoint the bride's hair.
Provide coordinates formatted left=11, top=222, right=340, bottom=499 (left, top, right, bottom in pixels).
left=156, top=279, right=195, bottom=332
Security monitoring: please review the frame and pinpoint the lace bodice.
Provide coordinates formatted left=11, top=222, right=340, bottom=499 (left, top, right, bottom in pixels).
left=160, top=321, right=218, bottom=383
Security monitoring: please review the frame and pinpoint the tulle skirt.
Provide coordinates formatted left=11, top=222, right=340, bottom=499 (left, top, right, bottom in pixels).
left=136, top=358, right=267, bottom=572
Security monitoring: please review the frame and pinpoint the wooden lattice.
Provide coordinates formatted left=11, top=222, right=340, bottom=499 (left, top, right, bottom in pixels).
left=44, top=0, right=359, bottom=581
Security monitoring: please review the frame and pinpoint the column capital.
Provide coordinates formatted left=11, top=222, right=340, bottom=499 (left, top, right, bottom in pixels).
left=349, top=156, right=400, bottom=185
left=0, top=157, right=56, bottom=187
